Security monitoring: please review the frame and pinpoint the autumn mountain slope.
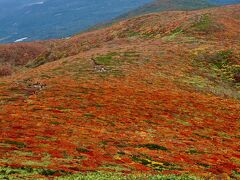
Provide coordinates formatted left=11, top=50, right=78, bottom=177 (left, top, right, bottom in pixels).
left=0, top=5, right=240, bottom=179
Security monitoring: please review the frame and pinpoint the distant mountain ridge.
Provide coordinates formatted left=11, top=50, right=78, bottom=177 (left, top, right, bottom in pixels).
left=116, top=0, right=240, bottom=20
left=209, top=0, right=240, bottom=4
left=117, top=0, right=212, bottom=19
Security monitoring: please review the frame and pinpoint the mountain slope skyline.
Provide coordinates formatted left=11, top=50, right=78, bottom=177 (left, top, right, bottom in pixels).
left=116, top=0, right=240, bottom=20
left=0, top=0, right=239, bottom=44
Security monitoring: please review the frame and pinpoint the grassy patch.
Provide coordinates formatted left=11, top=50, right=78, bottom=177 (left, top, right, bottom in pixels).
left=26, top=51, right=65, bottom=68
left=93, top=52, right=140, bottom=66
left=218, top=132, right=231, bottom=139
left=100, top=164, right=129, bottom=171
left=177, top=119, right=192, bottom=126
left=181, top=75, right=210, bottom=89
left=22, top=160, right=51, bottom=167
left=163, top=27, right=184, bottom=41
left=122, top=51, right=140, bottom=58
left=197, top=162, right=211, bottom=168
left=93, top=52, right=119, bottom=66
left=92, top=51, right=141, bottom=78
left=5, top=140, right=27, bottom=148
left=187, top=149, right=205, bottom=155
left=206, top=50, right=233, bottom=68
left=83, top=113, right=95, bottom=118
left=196, top=50, right=240, bottom=83
left=50, top=121, right=61, bottom=125
left=98, top=69, right=125, bottom=78
left=58, top=172, right=199, bottom=179
left=0, top=166, right=70, bottom=179
left=127, top=31, right=140, bottom=37
left=232, top=170, right=240, bottom=177
left=54, top=106, right=71, bottom=111
left=13, top=150, right=33, bottom=157
left=0, top=82, right=6, bottom=85
left=186, top=49, right=240, bottom=98
left=193, top=14, right=212, bottom=31
left=132, top=156, right=181, bottom=172
left=194, top=133, right=211, bottom=139
left=40, top=74, right=52, bottom=79
left=26, top=56, right=48, bottom=68
left=35, top=136, right=57, bottom=142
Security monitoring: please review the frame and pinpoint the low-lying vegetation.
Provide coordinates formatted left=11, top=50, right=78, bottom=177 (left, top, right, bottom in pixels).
left=191, top=14, right=223, bottom=33
left=0, top=5, right=239, bottom=180
left=195, top=49, right=240, bottom=84
left=0, top=64, right=12, bottom=77
left=0, top=166, right=199, bottom=179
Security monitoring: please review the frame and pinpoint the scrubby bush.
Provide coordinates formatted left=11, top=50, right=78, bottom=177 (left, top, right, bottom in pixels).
left=194, top=50, right=240, bottom=85
left=191, top=14, right=224, bottom=34
left=0, top=64, right=12, bottom=76
left=233, top=72, right=240, bottom=83
left=193, top=14, right=212, bottom=32
left=205, top=50, right=233, bottom=68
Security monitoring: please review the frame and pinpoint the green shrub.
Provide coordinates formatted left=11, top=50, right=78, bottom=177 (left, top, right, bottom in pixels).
left=26, top=56, right=48, bottom=68
left=5, top=140, right=26, bottom=148
left=206, top=50, right=233, bottom=68
left=137, top=144, right=168, bottom=151
left=93, top=52, right=118, bottom=66
left=193, top=14, right=212, bottom=31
